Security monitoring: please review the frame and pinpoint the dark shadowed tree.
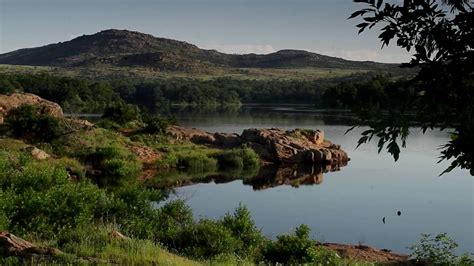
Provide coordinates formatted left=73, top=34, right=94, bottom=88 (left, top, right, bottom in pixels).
left=350, top=0, right=473, bottom=175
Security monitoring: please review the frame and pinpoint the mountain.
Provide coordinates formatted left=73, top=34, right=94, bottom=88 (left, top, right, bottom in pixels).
left=0, top=29, right=396, bottom=71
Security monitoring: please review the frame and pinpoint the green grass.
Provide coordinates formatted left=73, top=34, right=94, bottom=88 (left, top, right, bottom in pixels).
left=0, top=138, right=30, bottom=153
left=0, top=63, right=371, bottom=81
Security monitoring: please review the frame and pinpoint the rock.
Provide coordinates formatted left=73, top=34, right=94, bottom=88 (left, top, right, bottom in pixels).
left=167, top=126, right=349, bottom=166
left=0, top=231, right=62, bottom=258
left=0, top=93, right=64, bottom=124
left=63, top=118, right=95, bottom=131
left=23, top=146, right=51, bottom=160
left=213, top=132, right=242, bottom=148
left=167, top=126, right=215, bottom=144
left=297, top=129, right=325, bottom=145
left=110, top=231, right=130, bottom=240
left=241, top=128, right=349, bottom=165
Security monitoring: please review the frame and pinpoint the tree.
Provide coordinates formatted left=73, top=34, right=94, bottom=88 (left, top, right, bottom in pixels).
left=350, top=0, right=473, bottom=175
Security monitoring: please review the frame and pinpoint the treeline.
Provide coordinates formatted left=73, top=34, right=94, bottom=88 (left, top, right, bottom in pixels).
left=0, top=73, right=410, bottom=112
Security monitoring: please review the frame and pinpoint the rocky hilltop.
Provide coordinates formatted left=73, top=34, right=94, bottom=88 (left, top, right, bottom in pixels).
left=168, top=126, right=349, bottom=166
left=0, top=29, right=396, bottom=71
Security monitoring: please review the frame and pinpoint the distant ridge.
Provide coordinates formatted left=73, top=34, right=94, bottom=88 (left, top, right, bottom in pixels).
left=0, top=29, right=396, bottom=71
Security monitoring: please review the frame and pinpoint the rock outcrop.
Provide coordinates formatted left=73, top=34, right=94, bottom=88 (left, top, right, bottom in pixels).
left=0, top=93, right=64, bottom=124
left=0, top=232, right=62, bottom=258
left=168, top=126, right=349, bottom=166
left=0, top=93, right=94, bottom=131
left=241, top=128, right=348, bottom=165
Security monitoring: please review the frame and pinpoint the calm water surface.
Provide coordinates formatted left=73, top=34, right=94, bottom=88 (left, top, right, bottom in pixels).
left=164, top=105, right=474, bottom=254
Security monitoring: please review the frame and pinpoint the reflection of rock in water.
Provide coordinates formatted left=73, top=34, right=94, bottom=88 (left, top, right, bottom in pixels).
left=159, top=126, right=350, bottom=190
left=155, top=160, right=348, bottom=191
left=244, top=161, right=348, bottom=190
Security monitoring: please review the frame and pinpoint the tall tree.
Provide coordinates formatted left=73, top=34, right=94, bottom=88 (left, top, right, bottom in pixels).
left=350, top=0, right=473, bottom=175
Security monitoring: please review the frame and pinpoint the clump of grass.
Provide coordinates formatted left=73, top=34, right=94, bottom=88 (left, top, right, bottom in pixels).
left=178, top=152, right=218, bottom=172
left=212, top=147, right=260, bottom=173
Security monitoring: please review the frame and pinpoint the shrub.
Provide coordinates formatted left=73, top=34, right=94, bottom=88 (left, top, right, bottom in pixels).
left=263, top=224, right=317, bottom=264
left=221, top=204, right=265, bottom=259
left=409, top=233, right=474, bottom=265
left=142, top=113, right=175, bottom=135
left=177, top=152, right=218, bottom=172
left=85, top=145, right=141, bottom=184
left=306, top=245, right=342, bottom=265
left=5, top=105, right=64, bottom=143
left=0, top=152, right=113, bottom=240
left=102, top=101, right=140, bottom=125
left=111, top=183, right=164, bottom=239
left=215, top=150, right=244, bottom=170
left=155, top=200, right=194, bottom=247
left=179, top=219, right=240, bottom=259
left=213, top=147, right=260, bottom=172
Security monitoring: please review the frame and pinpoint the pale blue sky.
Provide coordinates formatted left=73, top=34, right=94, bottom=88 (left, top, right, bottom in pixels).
left=0, top=0, right=411, bottom=63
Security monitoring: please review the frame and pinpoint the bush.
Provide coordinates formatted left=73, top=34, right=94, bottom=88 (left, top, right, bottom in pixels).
left=179, top=219, right=240, bottom=259
left=263, top=224, right=317, bottom=264
left=102, top=101, right=141, bottom=125
left=155, top=200, right=194, bottom=247
left=0, top=152, right=113, bottom=240
left=85, top=145, right=142, bottom=184
left=142, top=113, right=175, bottom=135
left=177, top=152, right=218, bottom=172
left=5, top=105, right=64, bottom=143
left=409, top=233, right=474, bottom=265
left=221, top=204, right=265, bottom=259
left=213, top=147, right=260, bottom=172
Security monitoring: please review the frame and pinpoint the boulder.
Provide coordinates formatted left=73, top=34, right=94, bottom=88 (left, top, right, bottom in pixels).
left=0, top=93, right=64, bottom=124
left=23, top=146, right=51, bottom=160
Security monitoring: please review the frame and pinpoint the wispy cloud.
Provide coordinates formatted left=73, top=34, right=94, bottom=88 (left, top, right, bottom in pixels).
left=201, top=41, right=276, bottom=55
left=323, top=49, right=410, bottom=63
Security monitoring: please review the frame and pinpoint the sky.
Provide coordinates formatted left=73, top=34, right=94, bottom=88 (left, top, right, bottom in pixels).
left=0, top=0, right=412, bottom=63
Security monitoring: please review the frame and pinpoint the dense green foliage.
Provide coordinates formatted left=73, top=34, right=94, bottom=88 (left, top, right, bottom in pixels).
left=101, top=101, right=141, bottom=125
left=351, top=0, right=474, bottom=175
left=4, top=105, right=65, bottom=143
left=409, top=233, right=474, bottom=265
left=0, top=148, right=344, bottom=264
left=0, top=72, right=397, bottom=113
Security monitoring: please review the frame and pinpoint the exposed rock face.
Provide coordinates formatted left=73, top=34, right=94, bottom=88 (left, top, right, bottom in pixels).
left=167, top=126, right=349, bottom=166
left=0, top=93, right=64, bottom=124
left=241, top=128, right=348, bottom=165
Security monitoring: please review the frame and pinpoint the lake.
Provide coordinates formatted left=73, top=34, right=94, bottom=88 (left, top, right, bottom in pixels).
left=163, top=104, right=474, bottom=254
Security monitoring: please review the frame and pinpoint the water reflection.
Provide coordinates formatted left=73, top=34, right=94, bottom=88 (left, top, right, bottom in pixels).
left=163, top=105, right=474, bottom=254
left=248, top=161, right=347, bottom=190
left=151, top=161, right=348, bottom=191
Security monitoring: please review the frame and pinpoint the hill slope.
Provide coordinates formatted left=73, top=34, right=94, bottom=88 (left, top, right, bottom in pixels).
left=0, top=29, right=396, bottom=71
